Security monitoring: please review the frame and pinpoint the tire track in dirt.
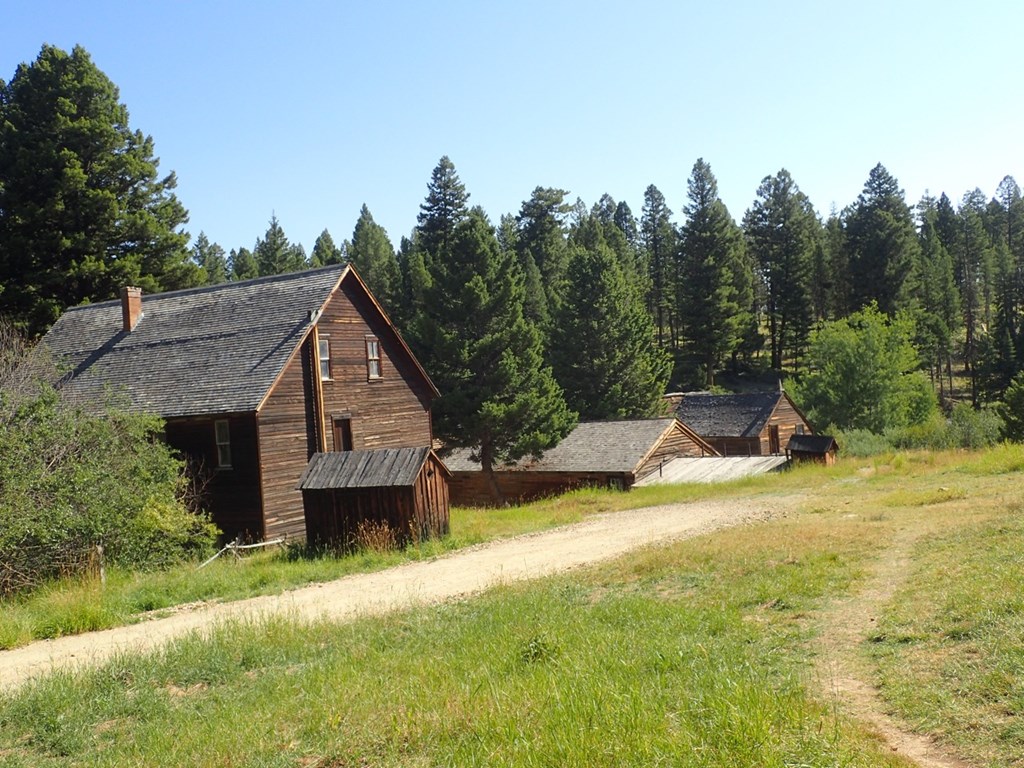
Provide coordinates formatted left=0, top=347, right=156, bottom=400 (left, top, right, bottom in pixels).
left=813, top=519, right=973, bottom=768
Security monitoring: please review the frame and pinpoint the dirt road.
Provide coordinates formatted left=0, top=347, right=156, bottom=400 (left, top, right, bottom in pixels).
left=0, top=497, right=780, bottom=692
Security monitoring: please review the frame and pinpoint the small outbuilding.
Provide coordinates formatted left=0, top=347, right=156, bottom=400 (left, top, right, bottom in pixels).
left=446, top=418, right=718, bottom=506
left=786, top=434, right=839, bottom=466
left=297, top=447, right=450, bottom=548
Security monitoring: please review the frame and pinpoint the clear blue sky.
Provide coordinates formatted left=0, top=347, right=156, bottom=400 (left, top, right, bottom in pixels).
left=3, top=1, right=1022, bottom=255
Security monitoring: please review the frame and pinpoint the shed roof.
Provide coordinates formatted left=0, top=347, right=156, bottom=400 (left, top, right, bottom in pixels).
left=445, top=418, right=702, bottom=474
left=787, top=434, right=839, bottom=454
left=298, top=447, right=448, bottom=490
left=42, top=265, right=434, bottom=418
left=674, top=391, right=785, bottom=438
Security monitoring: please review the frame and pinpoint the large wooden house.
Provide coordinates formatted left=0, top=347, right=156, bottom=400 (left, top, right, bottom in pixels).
left=43, top=265, right=442, bottom=542
left=445, top=418, right=717, bottom=506
left=674, top=390, right=812, bottom=457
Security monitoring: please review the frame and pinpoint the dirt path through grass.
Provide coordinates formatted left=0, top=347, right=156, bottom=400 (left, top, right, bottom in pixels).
left=813, top=516, right=973, bottom=768
left=0, top=497, right=782, bottom=693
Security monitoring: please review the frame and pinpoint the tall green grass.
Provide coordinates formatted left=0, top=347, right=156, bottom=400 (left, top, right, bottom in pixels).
left=870, top=501, right=1024, bottom=767
left=0, top=511, right=908, bottom=767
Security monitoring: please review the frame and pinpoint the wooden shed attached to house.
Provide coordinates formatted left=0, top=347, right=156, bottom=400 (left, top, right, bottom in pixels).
left=674, top=390, right=812, bottom=457
left=446, top=418, right=717, bottom=506
left=786, top=434, right=839, bottom=466
left=298, top=447, right=450, bottom=548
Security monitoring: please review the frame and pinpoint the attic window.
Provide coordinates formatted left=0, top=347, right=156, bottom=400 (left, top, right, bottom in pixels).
left=795, top=424, right=805, bottom=435
left=215, top=420, right=232, bottom=469
left=318, top=337, right=332, bottom=381
left=366, top=337, right=382, bottom=380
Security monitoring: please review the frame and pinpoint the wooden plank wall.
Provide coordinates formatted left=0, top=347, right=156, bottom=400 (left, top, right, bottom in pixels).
left=763, top=396, right=812, bottom=454
left=257, top=342, right=319, bottom=540
left=449, top=470, right=629, bottom=507
left=165, top=414, right=263, bottom=541
left=316, top=281, right=434, bottom=449
left=636, top=424, right=713, bottom=479
left=303, top=455, right=450, bottom=547
left=258, top=279, right=436, bottom=542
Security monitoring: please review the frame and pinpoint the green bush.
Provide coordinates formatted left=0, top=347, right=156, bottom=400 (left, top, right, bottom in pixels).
left=0, top=330, right=217, bottom=595
left=835, top=428, right=893, bottom=457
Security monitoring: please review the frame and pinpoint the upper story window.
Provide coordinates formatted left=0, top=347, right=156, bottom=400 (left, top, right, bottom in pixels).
left=795, top=424, right=805, bottom=435
left=318, top=337, right=331, bottom=381
left=215, top=419, right=232, bottom=469
left=366, top=337, right=382, bottom=379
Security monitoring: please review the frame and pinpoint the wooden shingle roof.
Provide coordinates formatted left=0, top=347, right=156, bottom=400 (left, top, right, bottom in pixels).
left=298, top=447, right=448, bottom=490
left=674, top=391, right=784, bottom=438
left=42, top=265, right=436, bottom=418
left=787, top=434, right=838, bottom=454
left=445, top=418, right=701, bottom=474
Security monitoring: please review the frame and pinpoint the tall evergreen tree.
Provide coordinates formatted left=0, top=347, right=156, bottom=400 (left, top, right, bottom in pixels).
left=416, top=208, right=575, bottom=493
left=914, top=196, right=959, bottom=398
left=515, top=187, right=571, bottom=332
left=229, top=247, right=258, bottom=281
left=191, top=232, right=229, bottom=285
left=677, top=159, right=746, bottom=386
left=254, top=214, right=306, bottom=276
left=0, top=44, right=196, bottom=334
left=843, top=164, right=920, bottom=315
left=640, top=185, right=677, bottom=347
left=956, top=190, right=995, bottom=405
left=415, top=155, right=469, bottom=269
left=552, top=215, right=670, bottom=419
left=347, top=205, right=400, bottom=310
left=310, top=228, right=343, bottom=267
left=743, top=169, right=819, bottom=370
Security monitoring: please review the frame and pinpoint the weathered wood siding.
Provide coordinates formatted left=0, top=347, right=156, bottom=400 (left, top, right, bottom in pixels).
left=303, top=454, right=450, bottom=547
left=165, top=414, right=263, bottom=541
left=707, top=436, right=762, bottom=456
left=758, top=396, right=812, bottom=455
left=257, top=280, right=435, bottom=541
left=315, top=280, right=434, bottom=449
left=257, top=341, right=319, bottom=540
left=450, top=470, right=631, bottom=507
left=635, top=423, right=715, bottom=480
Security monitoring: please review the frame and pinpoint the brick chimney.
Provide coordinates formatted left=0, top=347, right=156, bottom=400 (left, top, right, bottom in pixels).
left=121, top=286, right=142, bottom=332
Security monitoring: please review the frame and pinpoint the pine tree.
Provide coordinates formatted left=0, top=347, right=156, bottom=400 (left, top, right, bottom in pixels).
left=743, top=169, right=818, bottom=370
left=0, top=45, right=196, bottom=334
left=417, top=209, right=575, bottom=494
left=347, top=205, right=400, bottom=310
left=956, top=190, right=995, bottom=405
left=254, top=214, right=307, bottom=276
left=416, top=156, right=469, bottom=269
left=515, top=187, right=572, bottom=331
left=191, top=232, right=229, bottom=285
left=843, top=164, right=920, bottom=315
left=640, top=185, right=677, bottom=347
left=914, top=196, right=959, bottom=399
left=677, top=159, right=745, bottom=386
left=552, top=215, right=670, bottom=419
left=310, top=228, right=343, bottom=266
left=229, top=247, right=258, bottom=281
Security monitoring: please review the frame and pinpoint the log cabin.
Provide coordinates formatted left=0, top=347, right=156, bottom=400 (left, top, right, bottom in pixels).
left=42, top=265, right=442, bottom=543
left=445, top=418, right=718, bottom=506
left=674, top=390, right=813, bottom=457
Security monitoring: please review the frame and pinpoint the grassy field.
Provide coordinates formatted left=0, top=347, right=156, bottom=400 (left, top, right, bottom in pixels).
left=0, top=477, right=761, bottom=650
left=2, top=445, right=1023, bottom=766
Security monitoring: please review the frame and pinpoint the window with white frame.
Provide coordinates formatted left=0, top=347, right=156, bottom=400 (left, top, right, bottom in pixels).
left=318, top=337, right=331, bottom=380
left=366, top=337, right=382, bottom=379
left=215, top=420, right=232, bottom=468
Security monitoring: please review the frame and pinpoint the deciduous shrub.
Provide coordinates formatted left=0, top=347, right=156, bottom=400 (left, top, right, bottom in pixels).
left=0, top=325, right=218, bottom=595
